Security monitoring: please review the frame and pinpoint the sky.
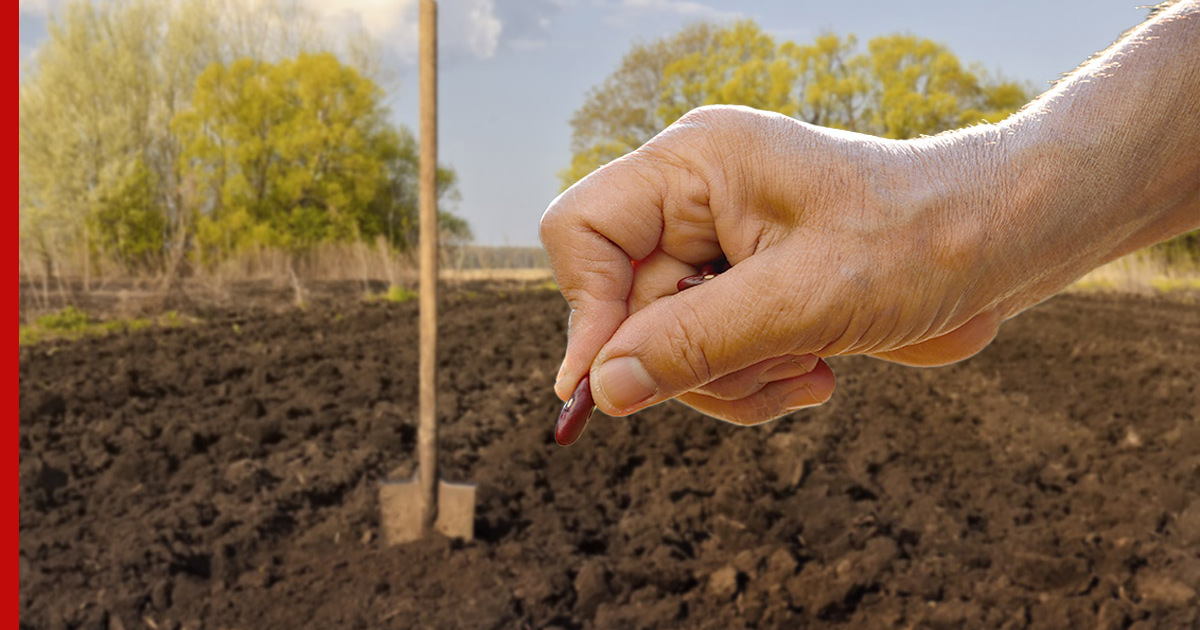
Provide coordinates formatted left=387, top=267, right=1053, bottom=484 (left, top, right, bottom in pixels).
left=18, top=0, right=1154, bottom=246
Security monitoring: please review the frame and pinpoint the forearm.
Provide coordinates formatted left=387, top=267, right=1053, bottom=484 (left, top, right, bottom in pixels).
left=971, top=1, right=1199, bottom=316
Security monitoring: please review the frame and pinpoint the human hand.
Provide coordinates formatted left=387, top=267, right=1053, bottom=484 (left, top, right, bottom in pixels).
left=541, top=105, right=1005, bottom=426
left=543, top=5, right=1198, bottom=430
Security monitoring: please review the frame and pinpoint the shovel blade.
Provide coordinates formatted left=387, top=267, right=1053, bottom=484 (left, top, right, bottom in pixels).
left=379, top=478, right=425, bottom=545
left=434, top=480, right=477, bottom=541
left=379, top=477, right=476, bottom=546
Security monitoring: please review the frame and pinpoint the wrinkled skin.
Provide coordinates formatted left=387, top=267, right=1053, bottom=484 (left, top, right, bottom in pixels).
left=541, top=3, right=1200, bottom=427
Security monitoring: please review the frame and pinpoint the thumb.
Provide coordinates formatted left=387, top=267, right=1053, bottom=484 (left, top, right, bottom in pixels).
left=589, top=251, right=816, bottom=415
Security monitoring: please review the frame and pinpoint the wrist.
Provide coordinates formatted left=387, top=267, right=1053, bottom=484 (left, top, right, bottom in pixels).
left=978, top=2, right=1200, bottom=315
left=987, top=111, right=1198, bottom=316
left=931, top=120, right=1131, bottom=318
left=896, top=127, right=1009, bottom=321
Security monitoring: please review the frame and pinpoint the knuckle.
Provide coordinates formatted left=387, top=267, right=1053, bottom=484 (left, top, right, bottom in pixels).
left=615, top=153, right=670, bottom=201
left=538, top=195, right=570, bottom=247
left=537, top=214, right=555, bottom=249
left=693, top=383, right=732, bottom=401
left=662, top=107, right=733, bottom=152
left=650, top=105, right=769, bottom=198
left=677, top=104, right=746, bottom=128
left=560, top=267, right=622, bottom=308
left=696, top=381, right=738, bottom=401
left=674, top=105, right=722, bottom=129
left=673, top=105, right=767, bottom=146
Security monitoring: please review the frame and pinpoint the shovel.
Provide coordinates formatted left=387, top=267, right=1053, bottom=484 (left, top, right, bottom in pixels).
left=379, top=0, right=475, bottom=545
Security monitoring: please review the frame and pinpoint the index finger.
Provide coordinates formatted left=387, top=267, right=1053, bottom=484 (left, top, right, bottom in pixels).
left=539, top=156, right=669, bottom=401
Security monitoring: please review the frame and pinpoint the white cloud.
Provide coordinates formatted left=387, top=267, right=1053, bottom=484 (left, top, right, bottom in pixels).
left=18, top=0, right=528, bottom=67
left=19, top=0, right=44, bottom=14
left=18, top=0, right=78, bottom=17
left=304, top=0, right=507, bottom=63
left=459, top=0, right=503, bottom=58
left=490, top=0, right=566, bottom=54
left=307, top=0, right=416, bottom=42
left=304, top=0, right=417, bottom=61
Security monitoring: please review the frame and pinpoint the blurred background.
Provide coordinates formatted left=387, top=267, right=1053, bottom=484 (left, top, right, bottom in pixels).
left=17, top=0, right=1198, bottom=319
left=18, top=6, right=1200, bottom=628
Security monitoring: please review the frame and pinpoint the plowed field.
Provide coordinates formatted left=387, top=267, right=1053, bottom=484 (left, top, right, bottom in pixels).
left=18, top=290, right=1200, bottom=629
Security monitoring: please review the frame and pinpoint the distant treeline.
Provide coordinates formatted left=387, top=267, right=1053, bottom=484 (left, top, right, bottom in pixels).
left=19, top=0, right=468, bottom=288
left=451, top=246, right=550, bottom=270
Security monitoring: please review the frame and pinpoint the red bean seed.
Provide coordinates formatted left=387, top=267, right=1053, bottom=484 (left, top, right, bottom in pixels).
left=555, top=375, right=596, bottom=446
left=676, top=275, right=707, bottom=292
left=557, top=259, right=728, bottom=446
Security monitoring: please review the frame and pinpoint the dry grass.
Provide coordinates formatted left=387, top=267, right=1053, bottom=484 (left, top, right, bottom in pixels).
left=21, top=236, right=1198, bottom=321
left=440, top=268, right=553, bottom=283
left=183, top=241, right=553, bottom=285
left=18, top=237, right=558, bottom=319
left=1068, top=249, right=1200, bottom=296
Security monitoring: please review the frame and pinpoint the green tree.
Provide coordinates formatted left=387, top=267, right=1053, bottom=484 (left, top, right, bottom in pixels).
left=363, top=125, right=468, bottom=251
left=561, top=22, right=721, bottom=187
left=19, top=1, right=173, bottom=281
left=563, top=21, right=1031, bottom=188
left=18, top=0, right=448, bottom=281
left=783, top=33, right=870, bottom=129
left=18, top=0, right=317, bottom=278
left=174, top=53, right=464, bottom=265
left=657, top=20, right=798, bottom=124
left=90, top=159, right=167, bottom=272
left=863, top=34, right=1027, bottom=138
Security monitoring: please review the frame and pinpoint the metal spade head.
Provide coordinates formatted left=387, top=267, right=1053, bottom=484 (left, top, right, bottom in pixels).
left=380, top=474, right=476, bottom=545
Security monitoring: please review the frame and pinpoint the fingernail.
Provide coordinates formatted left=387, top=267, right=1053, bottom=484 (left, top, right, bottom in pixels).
left=782, top=381, right=820, bottom=411
left=594, top=356, right=657, bottom=411
left=758, top=354, right=820, bottom=383
left=794, top=354, right=820, bottom=374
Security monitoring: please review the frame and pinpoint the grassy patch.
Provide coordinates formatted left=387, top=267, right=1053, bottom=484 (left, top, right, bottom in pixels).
left=386, top=285, right=418, bottom=303
left=1069, top=249, right=1200, bottom=296
left=366, top=285, right=419, bottom=303
left=19, top=307, right=186, bottom=346
left=1150, top=276, right=1200, bottom=293
left=1070, top=277, right=1120, bottom=293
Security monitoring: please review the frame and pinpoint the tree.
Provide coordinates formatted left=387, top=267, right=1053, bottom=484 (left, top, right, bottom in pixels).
left=362, top=124, right=469, bottom=253
left=658, top=20, right=794, bottom=124
left=18, top=0, right=458, bottom=281
left=561, top=23, right=721, bottom=187
left=90, top=160, right=167, bottom=273
left=18, top=0, right=320, bottom=278
left=19, top=1, right=173, bottom=282
left=782, top=33, right=870, bottom=130
left=174, top=54, right=465, bottom=266
left=863, top=34, right=1028, bottom=138
left=563, top=21, right=1031, bottom=188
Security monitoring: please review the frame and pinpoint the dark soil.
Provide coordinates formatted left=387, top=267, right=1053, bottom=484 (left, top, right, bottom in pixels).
left=18, top=290, right=1200, bottom=629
